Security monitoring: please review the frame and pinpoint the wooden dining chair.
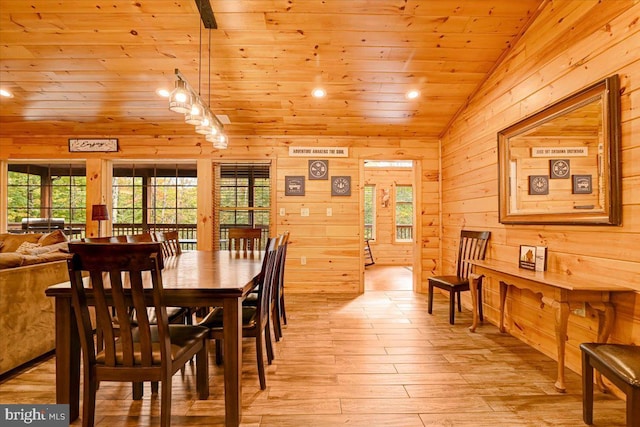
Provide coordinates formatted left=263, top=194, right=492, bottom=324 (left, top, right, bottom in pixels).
left=66, top=242, right=209, bottom=427
left=126, top=232, right=154, bottom=243
left=198, top=238, right=279, bottom=390
left=580, top=343, right=640, bottom=426
left=428, top=230, right=491, bottom=325
left=272, top=231, right=290, bottom=341
left=154, top=230, right=182, bottom=257
left=228, top=227, right=262, bottom=252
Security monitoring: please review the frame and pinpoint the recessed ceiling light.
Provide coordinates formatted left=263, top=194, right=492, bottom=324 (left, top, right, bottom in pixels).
left=0, top=89, right=14, bottom=98
left=156, top=88, right=171, bottom=98
left=406, top=89, right=420, bottom=100
left=312, top=88, right=326, bottom=98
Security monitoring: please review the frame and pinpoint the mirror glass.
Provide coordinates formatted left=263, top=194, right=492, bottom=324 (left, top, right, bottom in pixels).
left=498, top=75, right=621, bottom=225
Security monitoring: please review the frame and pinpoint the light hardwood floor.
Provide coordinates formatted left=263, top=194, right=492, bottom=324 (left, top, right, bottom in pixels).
left=0, top=266, right=626, bottom=426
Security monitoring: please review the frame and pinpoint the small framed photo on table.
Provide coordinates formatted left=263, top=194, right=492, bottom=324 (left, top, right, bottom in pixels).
left=519, top=245, right=537, bottom=270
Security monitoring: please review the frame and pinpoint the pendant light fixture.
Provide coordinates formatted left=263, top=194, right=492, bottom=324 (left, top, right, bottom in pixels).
left=168, top=0, right=228, bottom=148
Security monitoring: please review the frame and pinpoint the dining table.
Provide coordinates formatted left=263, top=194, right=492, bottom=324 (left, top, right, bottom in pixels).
left=45, top=250, right=264, bottom=427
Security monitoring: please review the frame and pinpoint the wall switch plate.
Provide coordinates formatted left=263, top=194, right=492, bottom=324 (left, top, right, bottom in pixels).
left=301, top=207, right=310, bottom=217
left=279, top=208, right=285, bottom=216
left=301, top=256, right=307, bottom=265
left=326, top=207, right=332, bottom=216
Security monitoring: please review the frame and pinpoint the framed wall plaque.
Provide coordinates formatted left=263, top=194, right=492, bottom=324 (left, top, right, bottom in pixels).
left=284, top=176, right=305, bottom=196
left=308, top=159, right=329, bottom=180
left=550, top=159, right=570, bottom=179
left=69, top=138, right=118, bottom=152
left=572, top=175, right=593, bottom=194
left=528, top=175, right=549, bottom=195
left=331, top=176, right=351, bottom=196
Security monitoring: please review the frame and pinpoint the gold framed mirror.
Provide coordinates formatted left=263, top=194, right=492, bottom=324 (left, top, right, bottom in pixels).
left=498, top=75, right=621, bottom=225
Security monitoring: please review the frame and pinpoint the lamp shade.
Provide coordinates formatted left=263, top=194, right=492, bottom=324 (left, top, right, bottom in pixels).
left=91, top=204, right=110, bottom=221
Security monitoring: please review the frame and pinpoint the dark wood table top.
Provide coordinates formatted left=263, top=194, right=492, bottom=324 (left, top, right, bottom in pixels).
left=46, top=250, right=265, bottom=301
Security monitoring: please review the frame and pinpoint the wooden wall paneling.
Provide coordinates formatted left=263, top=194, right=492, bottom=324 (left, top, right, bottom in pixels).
left=196, top=159, right=213, bottom=251
left=0, top=160, right=7, bottom=232
left=440, top=1, right=640, bottom=380
left=85, top=159, right=112, bottom=238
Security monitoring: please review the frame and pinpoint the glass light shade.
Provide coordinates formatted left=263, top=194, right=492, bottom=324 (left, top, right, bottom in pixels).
left=168, top=80, right=192, bottom=114
left=185, top=98, right=205, bottom=125
left=195, top=111, right=213, bottom=134
left=212, top=134, right=228, bottom=149
left=204, top=126, right=220, bottom=142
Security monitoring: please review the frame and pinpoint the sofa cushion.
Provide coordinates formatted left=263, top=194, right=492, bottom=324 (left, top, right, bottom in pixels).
left=28, top=241, right=69, bottom=255
left=16, top=241, right=42, bottom=254
left=38, top=230, right=68, bottom=246
left=0, top=253, right=24, bottom=269
left=21, top=251, right=70, bottom=266
left=0, top=233, right=43, bottom=253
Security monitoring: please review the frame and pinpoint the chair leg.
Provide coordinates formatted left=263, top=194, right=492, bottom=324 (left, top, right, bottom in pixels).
left=582, top=351, right=594, bottom=425
left=133, top=382, right=144, bottom=400
left=280, top=293, right=287, bottom=325
left=449, top=289, right=456, bottom=325
left=457, top=291, right=462, bottom=312
left=215, top=339, right=223, bottom=365
left=256, top=334, right=266, bottom=390
left=160, top=377, right=172, bottom=427
left=478, top=282, right=484, bottom=322
left=151, top=381, right=159, bottom=394
left=628, top=388, right=640, bottom=427
left=265, top=319, right=275, bottom=364
left=82, top=366, right=97, bottom=427
left=428, top=282, right=434, bottom=314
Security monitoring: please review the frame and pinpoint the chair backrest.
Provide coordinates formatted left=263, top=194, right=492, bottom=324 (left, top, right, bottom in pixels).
left=154, top=230, right=182, bottom=257
left=126, top=233, right=154, bottom=243
left=274, top=231, right=289, bottom=294
left=228, top=227, right=262, bottom=251
left=256, top=238, right=279, bottom=327
left=456, top=230, right=491, bottom=279
left=67, top=242, right=171, bottom=370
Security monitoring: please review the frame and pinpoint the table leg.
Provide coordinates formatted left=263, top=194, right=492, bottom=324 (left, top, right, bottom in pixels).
left=55, top=297, right=80, bottom=421
left=592, top=301, right=615, bottom=391
left=546, top=297, right=570, bottom=393
left=468, top=273, right=482, bottom=332
left=499, top=281, right=508, bottom=333
left=222, top=297, right=243, bottom=427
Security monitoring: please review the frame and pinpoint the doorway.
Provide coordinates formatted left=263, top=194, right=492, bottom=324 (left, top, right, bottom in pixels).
left=362, top=159, right=419, bottom=292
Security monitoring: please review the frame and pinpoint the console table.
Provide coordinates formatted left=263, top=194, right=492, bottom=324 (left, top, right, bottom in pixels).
left=467, top=259, right=632, bottom=392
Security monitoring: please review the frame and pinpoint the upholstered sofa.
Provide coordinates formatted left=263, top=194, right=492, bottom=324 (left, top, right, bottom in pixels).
left=0, top=231, right=72, bottom=375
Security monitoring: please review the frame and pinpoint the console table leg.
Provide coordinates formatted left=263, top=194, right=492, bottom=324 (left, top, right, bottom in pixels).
left=593, top=301, right=615, bottom=392
left=499, top=281, right=508, bottom=333
left=548, top=298, right=570, bottom=393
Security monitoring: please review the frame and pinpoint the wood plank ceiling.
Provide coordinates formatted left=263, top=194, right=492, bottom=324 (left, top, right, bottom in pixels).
left=0, top=0, right=545, bottom=139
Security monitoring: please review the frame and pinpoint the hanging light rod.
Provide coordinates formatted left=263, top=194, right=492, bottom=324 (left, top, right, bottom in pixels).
left=195, top=0, right=217, bottom=29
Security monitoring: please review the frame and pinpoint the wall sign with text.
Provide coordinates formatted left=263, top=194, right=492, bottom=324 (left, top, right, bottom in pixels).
left=69, top=138, right=118, bottom=152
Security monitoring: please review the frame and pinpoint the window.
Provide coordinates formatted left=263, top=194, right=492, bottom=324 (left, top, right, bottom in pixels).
left=112, top=162, right=197, bottom=248
left=7, top=162, right=86, bottom=236
left=218, top=163, right=270, bottom=249
left=364, top=184, right=376, bottom=240
left=395, top=185, right=413, bottom=242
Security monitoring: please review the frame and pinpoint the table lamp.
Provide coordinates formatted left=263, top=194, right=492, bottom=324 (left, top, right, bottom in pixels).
left=91, top=204, right=109, bottom=237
